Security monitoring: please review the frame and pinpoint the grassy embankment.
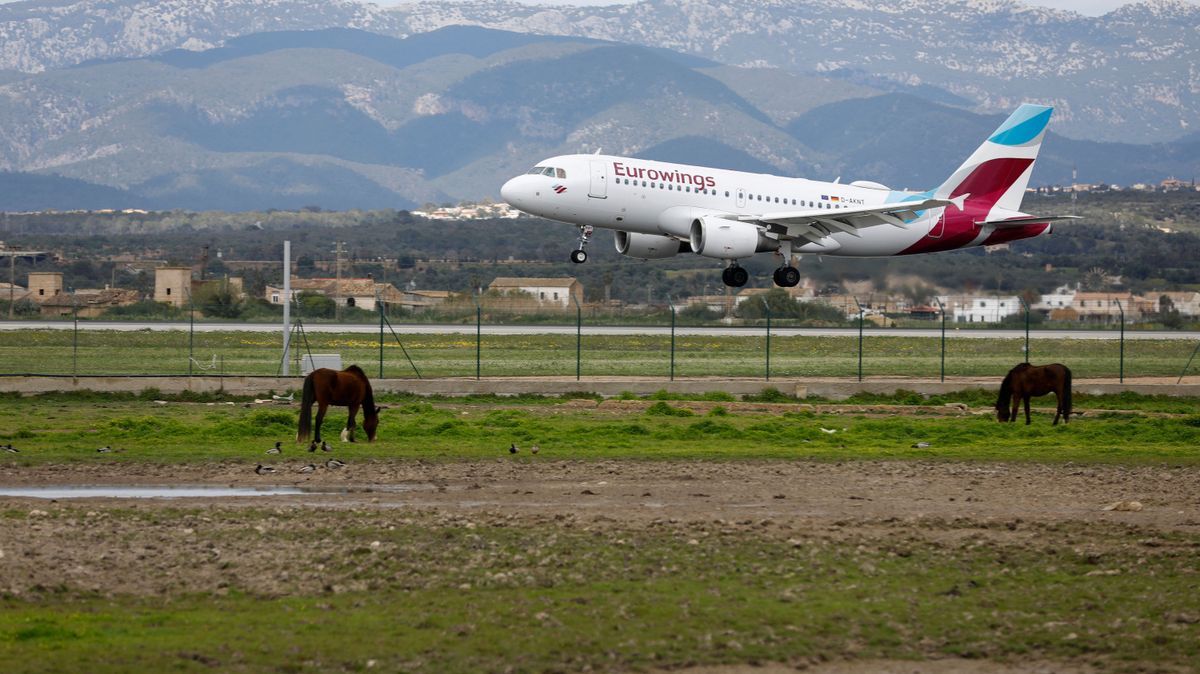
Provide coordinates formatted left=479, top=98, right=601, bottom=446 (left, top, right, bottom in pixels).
left=1, top=329, right=1197, bottom=379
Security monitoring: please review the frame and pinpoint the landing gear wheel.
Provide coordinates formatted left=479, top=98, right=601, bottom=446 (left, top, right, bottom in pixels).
left=722, top=265, right=749, bottom=288
left=773, top=266, right=800, bottom=288
left=570, top=249, right=588, bottom=264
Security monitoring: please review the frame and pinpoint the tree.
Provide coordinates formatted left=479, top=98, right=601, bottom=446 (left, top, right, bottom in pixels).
left=296, top=291, right=335, bottom=319
left=1158, top=294, right=1184, bottom=329
left=193, top=282, right=243, bottom=319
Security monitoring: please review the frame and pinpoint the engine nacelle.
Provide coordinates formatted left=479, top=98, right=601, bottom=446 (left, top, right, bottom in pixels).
left=689, top=217, right=778, bottom=260
left=614, top=231, right=688, bottom=259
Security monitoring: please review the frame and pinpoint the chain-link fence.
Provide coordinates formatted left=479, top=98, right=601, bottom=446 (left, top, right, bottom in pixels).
left=2, top=297, right=1198, bottom=383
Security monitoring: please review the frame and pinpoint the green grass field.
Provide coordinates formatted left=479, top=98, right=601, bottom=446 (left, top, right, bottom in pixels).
left=0, top=389, right=1197, bottom=465
left=1, top=328, right=1197, bottom=379
left=2, top=393, right=1198, bottom=673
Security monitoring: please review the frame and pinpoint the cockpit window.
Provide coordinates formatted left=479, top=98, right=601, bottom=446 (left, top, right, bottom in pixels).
left=542, top=167, right=556, bottom=177
left=556, top=168, right=566, bottom=179
left=527, top=166, right=547, bottom=175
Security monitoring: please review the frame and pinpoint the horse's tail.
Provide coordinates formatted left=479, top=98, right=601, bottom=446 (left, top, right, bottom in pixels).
left=1062, top=365, right=1073, bottom=419
left=296, top=374, right=315, bottom=443
left=997, top=369, right=1014, bottom=414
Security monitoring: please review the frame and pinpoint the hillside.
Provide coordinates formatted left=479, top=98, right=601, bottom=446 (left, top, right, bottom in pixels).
left=0, top=25, right=1197, bottom=211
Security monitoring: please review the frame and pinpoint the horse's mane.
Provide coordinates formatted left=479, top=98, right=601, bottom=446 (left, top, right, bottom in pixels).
left=344, top=365, right=376, bottom=416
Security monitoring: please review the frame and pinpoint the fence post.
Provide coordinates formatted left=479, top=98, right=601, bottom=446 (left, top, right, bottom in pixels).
left=1116, top=299, right=1125, bottom=383
left=1020, top=297, right=1030, bottom=363
left=72, top=291, right=78, bottom=377
left=761, top=298, right=771, bottom=382
left=935, top=297, right=946, bottom=383
left=473, top=292, right=482, bottom=381
left=853, top=296, right=864, bottom=382
left=378, top=291, right=385, bottom=380
left=188, top=291, right=195, bottom=377
left=572, top=293, right=582, bottom=381
left=667, top=297, right=677, bottom=381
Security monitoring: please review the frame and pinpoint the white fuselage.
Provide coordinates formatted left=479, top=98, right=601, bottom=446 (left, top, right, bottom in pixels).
left=501, top=154, right=950, bottom=257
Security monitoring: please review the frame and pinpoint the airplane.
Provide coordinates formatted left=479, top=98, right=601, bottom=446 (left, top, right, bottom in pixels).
left=499, top=103, right=1077, bottom=288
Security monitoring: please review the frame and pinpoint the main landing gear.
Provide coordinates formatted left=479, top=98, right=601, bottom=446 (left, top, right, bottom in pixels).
left=772, top=244, right=801, bottom=287
left=773, top=265, right=801, bottom=287
left=721, top=264, right=749, bottom=288
left=570, top=225, right=593, bottom=264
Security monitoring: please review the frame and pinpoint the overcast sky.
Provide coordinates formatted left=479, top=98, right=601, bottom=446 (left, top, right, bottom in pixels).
left=0, top=0, right=1192, bottom=16
left=372, top=0, right=1193, bottom=15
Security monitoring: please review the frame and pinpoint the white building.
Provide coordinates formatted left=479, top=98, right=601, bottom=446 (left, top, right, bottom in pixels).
left=950, top=295, right=1021, bottom=323
left=1034, top=285, right=1076, bottom=315
left=488, top=277, right=582, bottom=308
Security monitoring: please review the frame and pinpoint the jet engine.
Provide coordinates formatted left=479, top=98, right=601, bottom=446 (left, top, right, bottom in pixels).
left=689, top=217, right=778, bottom=260
left=614, top=231, right=688, bottom=259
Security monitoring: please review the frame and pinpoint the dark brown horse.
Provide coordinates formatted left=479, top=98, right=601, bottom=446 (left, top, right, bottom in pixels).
left=296, top=365, right=380, bottom=443
left=996, top=363, right=1073, bottom=425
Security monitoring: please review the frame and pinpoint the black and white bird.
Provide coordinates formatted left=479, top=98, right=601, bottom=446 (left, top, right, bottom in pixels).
left=96, top=445, right=113, bottom=453
left=266, top=441, right=282, bottom=455
left=325, top=458, right=346, bottom=470
left=255, top=464, right=276, bottom=475
left=509, top=443, right=519, bottom=454
left=298, top=463, right=317, bottom=474
left=320, top=441, right=332, bottom=452
left=308, top=441, right=318, bottom=453
left=1, top=443, right=18, bottom=453
left=911, top=441, right=932, bottom=449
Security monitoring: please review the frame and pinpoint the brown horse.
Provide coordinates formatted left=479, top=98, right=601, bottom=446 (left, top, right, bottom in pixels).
left=996, top=363, right=1073, bottom=425
left=296, top=365, right=380, bottom=443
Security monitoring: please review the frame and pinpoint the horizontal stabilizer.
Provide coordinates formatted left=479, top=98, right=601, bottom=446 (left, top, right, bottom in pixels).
left=977, top=215, right=1081, bottom=228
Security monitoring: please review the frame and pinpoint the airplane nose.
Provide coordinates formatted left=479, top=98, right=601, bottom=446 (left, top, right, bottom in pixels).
left=500, top=177, right=521, bottom=207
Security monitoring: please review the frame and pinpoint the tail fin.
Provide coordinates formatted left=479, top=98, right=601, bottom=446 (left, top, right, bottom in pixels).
left=934, top=103, right=1053, bottom=213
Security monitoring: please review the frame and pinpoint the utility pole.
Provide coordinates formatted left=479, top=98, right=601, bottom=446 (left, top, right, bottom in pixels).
left=1071, top=165, right=1078, bottom=216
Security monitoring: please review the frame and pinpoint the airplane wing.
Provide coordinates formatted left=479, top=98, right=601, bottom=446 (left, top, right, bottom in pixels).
left=736, top=197, right=962, bottom=244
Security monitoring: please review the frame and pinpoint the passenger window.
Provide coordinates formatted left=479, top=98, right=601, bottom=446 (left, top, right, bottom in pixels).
left=725, top=191, right=730, bottom=197
left=774, top=197, right=779, bottom=203
left=556, top=168, right=566, bottom=179
left=686, top=186, right=691, bottom=192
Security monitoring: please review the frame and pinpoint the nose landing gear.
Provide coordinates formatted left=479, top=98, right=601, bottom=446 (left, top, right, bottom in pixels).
left=570, top=225, right=593, bottom=264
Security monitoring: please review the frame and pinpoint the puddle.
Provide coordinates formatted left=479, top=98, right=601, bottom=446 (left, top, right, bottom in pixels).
left=0, top=486, right=311, bottom=499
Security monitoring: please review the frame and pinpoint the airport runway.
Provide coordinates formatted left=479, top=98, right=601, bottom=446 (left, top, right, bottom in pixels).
left=1, top=320, right=1197, bottom=340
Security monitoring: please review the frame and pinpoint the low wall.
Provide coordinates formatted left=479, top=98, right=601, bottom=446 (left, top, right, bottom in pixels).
left=2, top=375, right=1197, bottom=399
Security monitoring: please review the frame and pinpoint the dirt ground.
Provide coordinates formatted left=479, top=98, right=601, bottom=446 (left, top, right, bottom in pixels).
left=2, top=460, right=1196, bottom=674
left=2, top=459, right=1196, bottom=530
